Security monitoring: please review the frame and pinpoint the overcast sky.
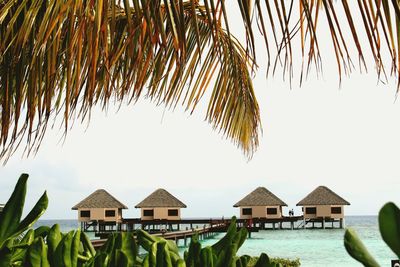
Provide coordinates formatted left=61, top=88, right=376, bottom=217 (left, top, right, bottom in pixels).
left=1, top=3, right=400, bottom=219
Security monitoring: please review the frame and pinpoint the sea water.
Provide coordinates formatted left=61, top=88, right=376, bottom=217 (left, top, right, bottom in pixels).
left=35, top=216, right=397, bottom=266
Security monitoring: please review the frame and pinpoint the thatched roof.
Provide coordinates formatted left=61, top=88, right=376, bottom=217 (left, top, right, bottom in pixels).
left=135, top=189, right=187, bottom=208
left=233, top=187, right=287, bottom=207
left=72, top=189, right=128, bottom=210
left=297, top=186, right=350, bottom=206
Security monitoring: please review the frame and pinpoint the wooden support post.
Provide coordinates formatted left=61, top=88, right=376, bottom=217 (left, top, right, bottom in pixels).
left=322, top=219, right=325, bottom=229
left=303, top=218, right=306, bottom=229
left=248, top=231, right=251, bottom=238
left=272, top=223, right=275, bottom=230
left=279, top=222, right=282, bottom=229
left=312, top=221, right=314, bottom=228
left=340, top=218, right=343, bottom=229
left=291, top=221, right=294, bottom=230
left=184, top=236, right=187, bottom=246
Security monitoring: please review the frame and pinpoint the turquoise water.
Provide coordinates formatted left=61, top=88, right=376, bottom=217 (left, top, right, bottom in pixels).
left=35, top=216, right=397, bottom=266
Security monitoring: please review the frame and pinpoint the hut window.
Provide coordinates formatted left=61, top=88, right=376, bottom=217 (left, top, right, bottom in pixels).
left=267, top=208, right=278, bottom=215
left=242, top=208, right=252, bottom=215
left=305, top=207, right=317, bottom=214
left=80, top=210, right=90, bottom=218
left=331, top=207, right=342, bottom=214
left=105, top=210, right=116, bottom=217
left=168, top=209, right=179, bottom=216
left=143, top=209, right=154, bottom=216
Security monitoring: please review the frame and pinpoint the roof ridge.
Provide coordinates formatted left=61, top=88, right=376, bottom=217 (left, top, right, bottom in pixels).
left=135, top=188, right=186, bottom=208
left=233, top=186, right=287, bottom=207
left=72, top=189, right=128, bottom=210
left=296, top=186, right=350, bottom=206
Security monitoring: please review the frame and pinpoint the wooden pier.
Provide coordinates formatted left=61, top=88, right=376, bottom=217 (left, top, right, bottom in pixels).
left=298, top=217, right=345, bottom=229
left=83, top=216, right=308, bottom=239
left=88, top=215, right=346, bottom=248
left=91, top=223, right=226, bottom=249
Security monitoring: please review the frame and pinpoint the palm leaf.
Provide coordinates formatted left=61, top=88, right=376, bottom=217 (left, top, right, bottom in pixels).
left=0, top=0, right=260, bottom=161
left=2, top=0, right=400, bottom=161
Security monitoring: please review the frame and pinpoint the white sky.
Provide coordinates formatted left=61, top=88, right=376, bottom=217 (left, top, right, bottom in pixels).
left=1, top=2, right=400, bottom=219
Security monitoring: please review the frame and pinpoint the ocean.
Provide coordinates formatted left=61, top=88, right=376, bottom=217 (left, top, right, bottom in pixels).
left=34, top=216, right=396, bottom=266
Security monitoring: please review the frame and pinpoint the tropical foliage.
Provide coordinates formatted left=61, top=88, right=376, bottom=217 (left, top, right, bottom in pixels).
left=248, top=257, right=300, bottom=267
left=3, top=173, right=400, bottom=266
left=0, top=173, right=298, bottom=266
left=344, top=202, right=400, bottom=266
left=2, top=1, right=400, bottom=161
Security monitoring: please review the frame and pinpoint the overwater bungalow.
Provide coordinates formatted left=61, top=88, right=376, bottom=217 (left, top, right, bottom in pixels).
left=297, top=186, right=350, bottom=228
left=233, top=187, right=287, bottom=220
left=135, top=189, right=186, bottom=220
left=72, top=189, right=128, bottom=229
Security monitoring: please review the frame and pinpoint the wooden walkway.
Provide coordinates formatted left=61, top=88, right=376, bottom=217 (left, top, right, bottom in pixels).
left=89, top=216, right=344, bottom=249
left=82, top=216, right=308, bottom=239
left=91, top=223, right=226, bottom=249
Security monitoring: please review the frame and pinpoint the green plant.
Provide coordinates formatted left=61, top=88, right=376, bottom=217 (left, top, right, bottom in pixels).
left=0, top=173, right=297, bottom=267
left=0, top=173, right=48, bottom=266
left=248, top=257, right=300, bottom=267
left=0, top=174, right=97, bottom=267
left=180, top=217, right=281, bottom=267
left=344, top=202, right=400, bottom=266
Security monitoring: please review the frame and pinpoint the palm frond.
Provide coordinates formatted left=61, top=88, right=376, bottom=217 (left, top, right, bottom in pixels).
left=3, top=0, right=400, bottom=162
left=0, top=0, right=260, bottom=161
left=236, top=0, right=400, bottom=82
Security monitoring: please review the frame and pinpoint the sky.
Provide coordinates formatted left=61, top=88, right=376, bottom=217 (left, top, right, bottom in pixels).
left=1, top=3, right=400, bottom=219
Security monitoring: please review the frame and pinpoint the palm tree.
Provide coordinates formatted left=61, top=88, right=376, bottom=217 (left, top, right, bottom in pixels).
left=0, top=0, right=398, bottom=161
